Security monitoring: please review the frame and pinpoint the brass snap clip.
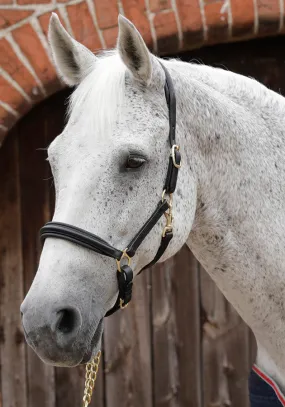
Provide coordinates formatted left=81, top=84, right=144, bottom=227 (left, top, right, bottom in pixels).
left=162, top=192, right=174, bottom=237
left=162, top=210, right=173, bottom=237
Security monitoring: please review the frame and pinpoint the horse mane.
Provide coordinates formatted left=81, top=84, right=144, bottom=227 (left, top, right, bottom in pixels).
left=67, top=50, right=126, bottom=140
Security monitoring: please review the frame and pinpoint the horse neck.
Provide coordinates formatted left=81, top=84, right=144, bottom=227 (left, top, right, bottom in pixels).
left=169, top=60, right=285, bottom=387
left=169, top=58, right=285, bottom=230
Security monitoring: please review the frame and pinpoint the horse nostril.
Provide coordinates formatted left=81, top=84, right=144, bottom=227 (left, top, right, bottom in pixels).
left=55, top=308, right=81, bottom=335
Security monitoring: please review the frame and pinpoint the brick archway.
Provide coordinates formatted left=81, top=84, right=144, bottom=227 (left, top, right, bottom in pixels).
left=0, top=0, right=284, bottom=144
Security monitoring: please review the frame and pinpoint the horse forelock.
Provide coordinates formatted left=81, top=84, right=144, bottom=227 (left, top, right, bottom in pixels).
left=66, top=51, right=127, bottom=141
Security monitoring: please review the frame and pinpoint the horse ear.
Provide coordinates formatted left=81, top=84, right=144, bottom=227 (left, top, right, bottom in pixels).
left=48, top=13, right=97, bottom=86
left=117, top=15, right=152, bottom=84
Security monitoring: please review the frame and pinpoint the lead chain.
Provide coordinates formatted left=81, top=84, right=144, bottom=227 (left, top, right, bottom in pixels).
left=82, top=351, right=101, bottom=407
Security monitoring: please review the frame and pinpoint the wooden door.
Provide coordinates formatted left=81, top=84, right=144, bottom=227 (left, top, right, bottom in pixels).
left=0, top=86, right=252, bottom=407
left=5, top=32, right=283, bottom=405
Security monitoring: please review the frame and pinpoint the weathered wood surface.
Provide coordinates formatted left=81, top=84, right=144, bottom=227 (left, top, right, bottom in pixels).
left=172, top=247, right=202, bottom=407
left=0, top=130, right=27, bottom=407
left=200, top=267, right=252, bottom=407
left=151, top=258, right=179, bottom=407
left=18, top=99, right=56, bottom=407
left=151, top=246, right=202, bottom=407
left=104, top=270, right=152, bottom=407
left=0, top=89, right=254, bottom=407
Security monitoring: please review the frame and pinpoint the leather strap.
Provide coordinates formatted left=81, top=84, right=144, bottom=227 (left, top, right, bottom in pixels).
left=163, top=151, right=181, bottom=194
left=106, top=231, right=173, bottom=316
left=126, top=199, right=169, bottom=257
left=160, top=63, right=176, bottom=147
left=139, top=230, right=173, bottom=273
left=105, top=265, right=133, bottom=317
left=159, top=62, right=180, bottom=195
left=40, top=200, right=169, bottom=261
left=40, top=222, right=123, bottom=260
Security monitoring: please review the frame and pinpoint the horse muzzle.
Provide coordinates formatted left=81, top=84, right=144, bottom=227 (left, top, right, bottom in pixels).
left=21, top=302, right=102, bottom=366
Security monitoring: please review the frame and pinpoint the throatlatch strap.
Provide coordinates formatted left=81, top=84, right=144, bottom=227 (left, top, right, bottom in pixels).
left=126, top=199, right=169, bottom=257
left=139, top=230, right=173, bottom=274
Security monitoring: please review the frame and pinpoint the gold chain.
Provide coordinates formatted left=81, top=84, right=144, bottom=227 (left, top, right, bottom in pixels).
left=82, top=351, right=101, bottom=407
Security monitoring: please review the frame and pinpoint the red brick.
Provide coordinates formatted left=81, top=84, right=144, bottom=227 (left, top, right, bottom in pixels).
left=38, top=12, right=52, bottom=37
left=39, top=11, right=67, bottom=37
left=204, top=2, right=229, bottom=43
left=94, top=0, right=118, bottom=29
left=257, top=0, right=280, bottom=34
left=102, top=26, right=118, bottom=48
left=176, top=0, right=204, bottom=47
left=13, top=23, right=60, bottom=95
left=231, top=0, right=255, bottom=36
left=0, top=0, right=13, bottom=4
left=0, top=10, right=33, bottom=29
left=67, top=2, right=102, bottom=51
left=0, top=75, right=30, bottom=114
left=121, top=0, right=153, bottom=47
left=0, top=38, right=41, bottom=101
left=149, top=0, right=170, bottom=13
left=153, top=11, right=179, bottom=54
left=18, top=0, right=51, bottom=4
left=0, top=105, right=17, bottom=129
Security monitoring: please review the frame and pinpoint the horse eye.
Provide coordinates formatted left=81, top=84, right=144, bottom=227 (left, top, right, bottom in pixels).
left=125, top=155, right=146, bottom=169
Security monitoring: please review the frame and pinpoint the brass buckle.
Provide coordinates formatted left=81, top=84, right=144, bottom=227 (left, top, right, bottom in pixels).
left=162, top=190, right=173, bottom=205
left=119, top=298, right=129, bottom=309
left=171, top=145, right=181, bottom=169
left=116, top=249, right=131, bottom=272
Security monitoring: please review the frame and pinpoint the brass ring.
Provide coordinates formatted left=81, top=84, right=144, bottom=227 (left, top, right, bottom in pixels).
left=171, top=145, right=182, bottom=169
left=120, top=298, right=129, bottom=309
left=116, top=248, right=131, bottom=272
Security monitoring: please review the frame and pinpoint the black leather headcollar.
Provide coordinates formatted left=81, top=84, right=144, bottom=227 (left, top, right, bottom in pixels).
left=40, top=62, right=181, bottom=317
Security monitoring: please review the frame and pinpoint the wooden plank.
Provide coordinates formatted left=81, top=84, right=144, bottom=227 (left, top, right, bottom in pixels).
left=200, top=266, right=251, bottom=407
left=151, top=258, right=178, bottom=407
left=56, top=366, right=83, bottom=406
left=104, top=271, right=152, bottom=407
left=171, top=246, right=202, bottom=407
left=18, top=101, right=56, bottom=407
left=249, top=329, right=257, bottom=370
left=0, top=326, right=1, bottom=407
left=151, top=246, right=202, bottom=407
left=0, top=128, right=27, bottom=407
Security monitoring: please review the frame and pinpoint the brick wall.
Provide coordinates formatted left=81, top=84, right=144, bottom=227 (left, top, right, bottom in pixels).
left=0, top=0, right=284, bottom=144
